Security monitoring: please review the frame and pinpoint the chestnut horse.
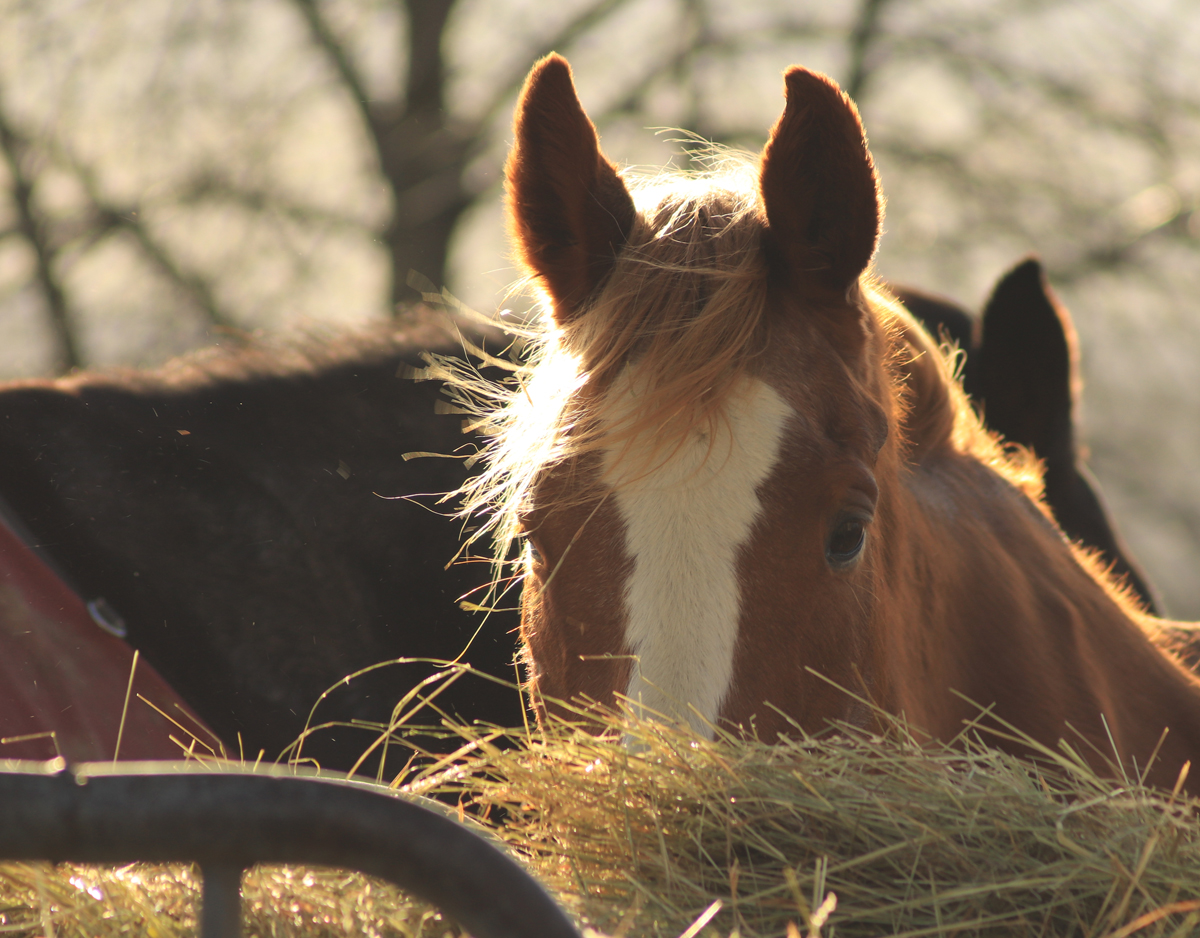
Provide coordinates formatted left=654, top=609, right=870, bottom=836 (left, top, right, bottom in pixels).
left=453, top=54, right=1200, bottom=791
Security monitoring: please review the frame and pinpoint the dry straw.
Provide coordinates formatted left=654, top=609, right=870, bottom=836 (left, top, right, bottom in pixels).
left=5, top=691, right=1200, bottom=938
left=427, top=702, right=1200, bottom=938
left=0, top=860, right=456, bottom=937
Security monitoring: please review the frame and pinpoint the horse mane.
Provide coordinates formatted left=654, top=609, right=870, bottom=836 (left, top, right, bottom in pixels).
left=867, top=283, right=1041, bottom=500
left=871, top=284, right=1160, bottom=623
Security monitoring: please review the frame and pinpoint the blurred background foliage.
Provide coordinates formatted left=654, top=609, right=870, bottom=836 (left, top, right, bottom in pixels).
left=2, top=0, right=1200, bottom=612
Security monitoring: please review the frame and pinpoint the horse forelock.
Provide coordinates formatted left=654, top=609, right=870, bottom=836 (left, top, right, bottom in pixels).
left=556, top=163, right=773, bottom=466
left=446, top=159, right=779, bottom=593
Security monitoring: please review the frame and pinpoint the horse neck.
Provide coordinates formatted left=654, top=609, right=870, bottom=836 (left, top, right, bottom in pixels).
left=883, top=450, right=1200, bottom=791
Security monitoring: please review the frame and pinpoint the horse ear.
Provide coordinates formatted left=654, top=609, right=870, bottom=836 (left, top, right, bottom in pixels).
left=505, top=54, right=636, bottom=324
left=758, top=67, right=881, bottom=294
left=976, top=257, right=1077, bottom=465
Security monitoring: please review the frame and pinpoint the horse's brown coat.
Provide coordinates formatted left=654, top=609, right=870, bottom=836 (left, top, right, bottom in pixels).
left=501, top=54, right=1200, bottom=792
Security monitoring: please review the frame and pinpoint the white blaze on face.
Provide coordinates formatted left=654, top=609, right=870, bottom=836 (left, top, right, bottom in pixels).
left=602, top=372, right=792, bottom=737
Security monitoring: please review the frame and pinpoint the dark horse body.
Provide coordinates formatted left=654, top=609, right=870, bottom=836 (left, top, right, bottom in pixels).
left=0, top=316, right=524, bottom=771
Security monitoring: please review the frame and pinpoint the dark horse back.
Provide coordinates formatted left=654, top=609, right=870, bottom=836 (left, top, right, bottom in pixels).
left=0, top=322, right=523, bottom=773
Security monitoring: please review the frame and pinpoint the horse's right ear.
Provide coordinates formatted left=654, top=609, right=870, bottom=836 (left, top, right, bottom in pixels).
left=758, top=68, right=881, bottom=295
left=506, top=54, right=636, bottom=325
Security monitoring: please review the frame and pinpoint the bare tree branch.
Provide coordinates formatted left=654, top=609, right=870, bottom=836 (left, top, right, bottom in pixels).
left=64, top=156, right=237, bottom=330
left=172, top=172, right=371, bottom=233
left=287, top=0, right=468, bottom=298
left=106, top=210, right=236, bottom=330
left=475, top=0, right=639, bottom=129
left=0, top=92, right=81, bottom=374
left=845, top=0, right=890, bottom=102
left=289, top=0, right=374, bottom=132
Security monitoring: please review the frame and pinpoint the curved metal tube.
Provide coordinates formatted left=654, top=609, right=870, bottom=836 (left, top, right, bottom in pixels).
left=0, top=760, right=579, bottom=938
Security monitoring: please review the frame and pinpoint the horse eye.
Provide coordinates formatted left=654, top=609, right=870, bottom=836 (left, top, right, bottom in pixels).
left=526, top=540, right=543, bottom=566
left=826, top=518, right=867, bottom=568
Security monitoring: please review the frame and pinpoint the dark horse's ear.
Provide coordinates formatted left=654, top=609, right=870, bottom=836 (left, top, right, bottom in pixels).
left=758, top=68, right=881, bottom=295
left=976, top=257, right=1161, bottom=614
left=976, top=257, right=1077, bottom=465
left=506, top=54, right=636, bottom=324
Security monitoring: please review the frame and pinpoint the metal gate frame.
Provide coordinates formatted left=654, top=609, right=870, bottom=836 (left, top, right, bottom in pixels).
left=0, top=760, right=581, bottom=938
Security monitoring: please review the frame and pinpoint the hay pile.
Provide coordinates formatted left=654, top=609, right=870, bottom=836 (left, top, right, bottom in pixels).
left=4, top=709, right=1200, bottom=938
left=424, top=713, right=1200, bottom=938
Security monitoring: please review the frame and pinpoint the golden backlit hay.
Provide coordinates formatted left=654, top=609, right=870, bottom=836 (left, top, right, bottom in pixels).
left=7, top=697, right=1200, bottom=938
left=0, top=860, right=458, bottom=938
left=432, top=707, right=1200, bottom=938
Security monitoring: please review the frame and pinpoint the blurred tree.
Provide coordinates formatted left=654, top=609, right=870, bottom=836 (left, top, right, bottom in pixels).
left=0, top=0, right=896, bottom=374
left=290, top=0, right=648, bottom=307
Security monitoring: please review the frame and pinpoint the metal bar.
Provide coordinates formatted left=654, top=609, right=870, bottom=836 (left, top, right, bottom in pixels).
left=200, top=863, right=244, bottom=938
left=0, top=760, right=579, bottom=938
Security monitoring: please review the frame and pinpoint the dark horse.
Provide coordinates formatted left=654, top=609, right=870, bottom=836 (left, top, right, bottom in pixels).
left=0, top=314, right=525, bottom=772
left=894, top=262, right=1160, bottom=613
left=463, top=53, right=1200, bottom=792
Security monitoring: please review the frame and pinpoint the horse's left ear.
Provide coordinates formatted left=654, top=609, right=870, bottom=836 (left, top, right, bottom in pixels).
left=505, top=54, right=636, bottom=324
left=759, top=68, right=881, bottom=294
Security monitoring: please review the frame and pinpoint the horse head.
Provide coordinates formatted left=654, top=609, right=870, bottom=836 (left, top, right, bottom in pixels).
left=476, top=54, right=1200, bottom=791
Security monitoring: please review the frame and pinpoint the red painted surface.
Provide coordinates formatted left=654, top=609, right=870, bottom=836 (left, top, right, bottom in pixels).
left=0, top=519, right=215, bottom=762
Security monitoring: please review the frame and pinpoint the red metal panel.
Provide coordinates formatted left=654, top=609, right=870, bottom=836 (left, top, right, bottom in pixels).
left=0, top=519, right=217, bottom=761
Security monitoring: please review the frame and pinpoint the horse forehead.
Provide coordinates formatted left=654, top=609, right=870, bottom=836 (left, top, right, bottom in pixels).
left=758, top=339, right=888, bottom=457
